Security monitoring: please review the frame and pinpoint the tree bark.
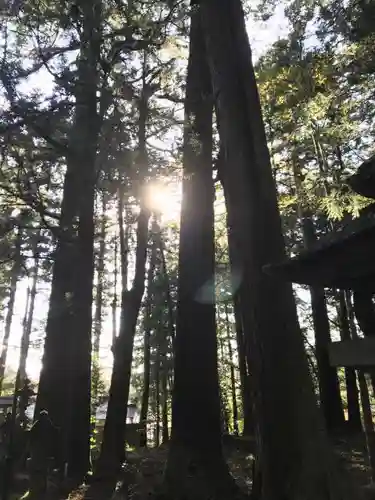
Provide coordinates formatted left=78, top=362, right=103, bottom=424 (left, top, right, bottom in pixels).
left=163, top=10, right=237, bottom=499
left=0, top=226, right=22, bottom=394
left=200, top=1, right=350, bottom=498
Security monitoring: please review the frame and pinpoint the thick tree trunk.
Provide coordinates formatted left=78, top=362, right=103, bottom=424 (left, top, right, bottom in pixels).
left=337, top=291, right=362, bottom=432
left=140, top=236, right=157, bottom=447
left=0, top=226, right=22, bottom=394
left=164, top=10, right=237, bottom=499
left=36, top=1, right=101, bottom=481
left=224, top=302, right=239, bottom=436
left=200, top=1, right=350, bottom=498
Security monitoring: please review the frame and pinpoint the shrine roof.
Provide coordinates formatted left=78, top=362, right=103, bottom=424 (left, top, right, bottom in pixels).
left=263, top=205, right=375, bottom=291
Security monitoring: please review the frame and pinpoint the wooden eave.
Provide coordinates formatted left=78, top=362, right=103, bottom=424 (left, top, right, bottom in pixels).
left=263, top=206, right=375, bottom=291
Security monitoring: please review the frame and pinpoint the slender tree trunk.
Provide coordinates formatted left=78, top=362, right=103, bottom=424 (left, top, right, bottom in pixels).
left=218, top=335, right=230, bottom=434
left=155, top=345, right=161, bottom=448
left=93, top=193, right=107, bottom=358
left=224, top=302, right=239, bottom=435
left=18, top=238, right=39, bottom=427
left=219, top=384, right=229, bottom=435
left=336, top=292, right=362, bottom=432
left=19, top=235, right=39, bottom=397
left=0, top=226, right=22, bottom=394
left=158, top=231, right=176, bottom=346
left=233, top=295, right=253, bottom=435
left=94, top=61, right=151, bottom=479
left=140, top=236, right=158, bottom=447
left=92, top=193, right=107, bottom=404
left=200, top=1, right=350, bottom=498
left=96, top=198, right=149, bottom=478
left=161, top=351, right=169, bottom=444
left=164, top=9, right=237, bottom=498
left=20, top=287, right=30, bottom=380
left=112, top=236, right=118, bottom=349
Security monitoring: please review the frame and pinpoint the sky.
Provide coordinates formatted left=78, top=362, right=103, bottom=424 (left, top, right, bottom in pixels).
left=2, top=4, right=292, bottom=384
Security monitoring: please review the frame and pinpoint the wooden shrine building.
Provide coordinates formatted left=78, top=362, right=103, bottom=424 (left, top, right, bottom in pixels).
left=264, top=156, right=375, bottom=480
left=264, top=157, right=375, bottom=370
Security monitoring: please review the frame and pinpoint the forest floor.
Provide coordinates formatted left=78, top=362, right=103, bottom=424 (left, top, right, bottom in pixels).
left=10, top=434, right=374, bottom=500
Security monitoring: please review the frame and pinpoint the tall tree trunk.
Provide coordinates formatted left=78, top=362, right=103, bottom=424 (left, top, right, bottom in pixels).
left=20, top=286, right=31, bottom=380
left=111, top=236, right=118, bottom=349
left=158, top=231, right=176, bottom=346
left=218, top=335, right=230, bottom=433
left=200, top=1, right=350, bottom=498
left=19, top=233, right=39, bottom=416
left=336, top=292, right=362, bottom=433
left=36, top=1, right=101, bottom=479
left=164, top=10, right=236, bottom=498
left=224, top=302, right=239, bottom=436
left=0, top=226, right=22, bottom=394
left=155, top=345, right=161, bottom=448
left=292, top=159, right=344, bottom=432
left=96, top=210, right=149, bottom=478
left=94, top=60, right=151, bottom=479
left=92, top=193, right=107, bottom=405
left=17, top=237, right=39, bottom=427
left=233, top=295, right=253, bottom=436
left=140, top=235, right=158, bottom=447
left=161, top=350, right=169, bottom=444
left=93, top=193, right=107, bottom=359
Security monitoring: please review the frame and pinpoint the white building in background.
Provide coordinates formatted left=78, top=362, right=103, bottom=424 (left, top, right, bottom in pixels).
left=95, top=402, right=139, bottom=425
left=24, top=401, right=140, bottom=425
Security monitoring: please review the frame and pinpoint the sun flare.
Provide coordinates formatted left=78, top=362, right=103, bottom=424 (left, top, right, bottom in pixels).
left=144, top=181, right=181, bottom=223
